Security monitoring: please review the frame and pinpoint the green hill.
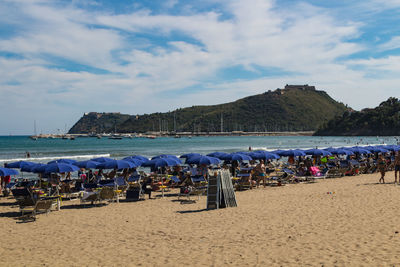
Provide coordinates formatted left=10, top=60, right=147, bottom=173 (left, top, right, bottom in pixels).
left=314, top=97, right=400, bottom=136
left=68, top=112, right=131, bottom=134
left=69, top=85, right=348, bottom=134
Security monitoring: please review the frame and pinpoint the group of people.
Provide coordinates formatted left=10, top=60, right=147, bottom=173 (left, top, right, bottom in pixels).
left=378, top=152, right=400, bottom=184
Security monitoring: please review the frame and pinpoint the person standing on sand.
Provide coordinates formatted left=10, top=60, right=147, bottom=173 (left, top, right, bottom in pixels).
left=254, top=160, right=266, bottom=187
left=378, top=154, right=387, bottom=184
left=394, top=152, right=400, bottom=184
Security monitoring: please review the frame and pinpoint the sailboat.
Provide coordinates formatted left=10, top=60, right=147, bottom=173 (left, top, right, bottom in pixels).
left=30, top=120, right=38, bottom=140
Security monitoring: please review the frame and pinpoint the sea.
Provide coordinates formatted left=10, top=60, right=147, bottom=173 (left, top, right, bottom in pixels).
left=1, top=135, right=399, bottom=164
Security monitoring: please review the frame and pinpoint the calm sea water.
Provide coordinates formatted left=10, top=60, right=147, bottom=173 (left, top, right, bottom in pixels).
left=0, top=135, right=399, bottom=163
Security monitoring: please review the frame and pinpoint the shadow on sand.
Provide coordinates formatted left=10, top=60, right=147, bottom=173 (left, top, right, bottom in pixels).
left=177, top=208, right=208, bottom=214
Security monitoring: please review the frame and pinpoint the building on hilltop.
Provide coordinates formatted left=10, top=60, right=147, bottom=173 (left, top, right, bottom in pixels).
left=284, top=84, right=316, bottom=91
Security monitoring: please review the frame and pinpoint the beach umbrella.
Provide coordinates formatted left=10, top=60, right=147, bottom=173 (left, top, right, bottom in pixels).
left=73, top=160, right=102, bottom=169
left=123, top=155, right=149, bottom=163
left=97, top=159, right=139, bottom=170
left=30, top=163, right=48, bottom=173
left=305, top=149, right=332, bottom=157
left=44, top=163, right=80, bottom=173
left=186, top=155, right=221, bottom=165
left=121, top=157, right=144, bottom=166
left=348, top=147, right=372, bottom=154
left=230, top=153, right=253, bottom=162
left=279, top=149, right=306, bottom=157
left=5, top=161, right=36, bottom=169
left=270, top=149, right=285, bottom=155
left=91, top=157, right=114, bottom=163
left=326, top=148, right=354, bottom=156
left=382, top=145, right=400, bottom=152
left=47, top=159, right=77, bottom=164
left=20, top=162, right=42, bottom=172
left=206, top=152, right=230, bottom=159
left=252, top=151, right=280, bottom=160
left=180, top=153, right=202, bottom=159
left=142, top=157, right=181, bottom=168
left=151, top=154, right=179, bottom=160
left=365, top=146, right=390, bottom=154
left=247, top=152, right=265, bottom=160
left=0, top=167, right=19, bottom=176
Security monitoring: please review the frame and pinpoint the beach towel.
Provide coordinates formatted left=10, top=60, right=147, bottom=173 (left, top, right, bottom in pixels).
left=310, top=166, right=321, bottom=176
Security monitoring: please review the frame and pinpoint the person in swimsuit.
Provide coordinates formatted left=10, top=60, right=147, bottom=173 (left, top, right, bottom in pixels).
left=254, top=160, right=266, bottom=187
left=394, top=152, right=400, bottom=184
left=377, top=154, right=387, bottom=184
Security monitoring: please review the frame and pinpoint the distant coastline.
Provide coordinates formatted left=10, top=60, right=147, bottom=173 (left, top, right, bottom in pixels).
left=29, top=131, right=315, bottom=140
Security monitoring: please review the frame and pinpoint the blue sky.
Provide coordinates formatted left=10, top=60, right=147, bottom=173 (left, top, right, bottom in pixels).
left=1, top=0, right=400, bottom=134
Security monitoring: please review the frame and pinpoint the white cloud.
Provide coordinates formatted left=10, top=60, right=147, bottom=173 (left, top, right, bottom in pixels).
left=0, top=0, right=399, bottom=134
left=379, top=36, right=400, bottom=51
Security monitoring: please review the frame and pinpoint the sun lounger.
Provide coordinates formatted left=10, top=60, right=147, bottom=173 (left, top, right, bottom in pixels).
left=98, top=179, right=115, bottom=187
left=126, top=184, right=144, bottom=201
left=178, top=185, right=205, bottom=201
left=128, top=175, right=141, bottom=182
left=98, top=187, right=116, bottom=203
left=191, top=175, right=207, bottom=183
left=19, top=199, right=53, bottom=222
left=170, top=176, right=181, bottom=183
left=80, top=191, right=99, bottom=205
left=12, top=188, right=36, bottom=208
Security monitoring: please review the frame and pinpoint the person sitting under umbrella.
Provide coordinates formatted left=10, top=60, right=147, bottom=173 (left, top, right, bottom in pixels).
left=141, top=176, right=153, bottom=199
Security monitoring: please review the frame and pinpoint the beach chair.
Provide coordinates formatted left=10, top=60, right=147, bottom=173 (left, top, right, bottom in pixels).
left=126, top=183, right=144, bottom=201
left=234, top=173, right=253, bottom=190
left=80, top=191, right=99, bottom=205
left=98, top=187, right=116, bottom=204
left=128, top=175, right=141, bottom=182
left=178, top=185, right=204, bottom=201
left=98, top=179, right=115, bottom=187
left=19, top=199, right=54, bottom=222
left=12, top=188, right=36, bottom=208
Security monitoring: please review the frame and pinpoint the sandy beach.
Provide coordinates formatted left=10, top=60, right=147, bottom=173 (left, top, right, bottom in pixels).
left=1, top=172, right=400, bottom=266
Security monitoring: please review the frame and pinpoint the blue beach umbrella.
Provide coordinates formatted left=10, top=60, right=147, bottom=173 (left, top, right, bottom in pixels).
left=5, top=161, right=36, bottom=169
left=44, top=163, right=80, bottom=173
left=382, top=145, right=400, bottom=152
left=348, top=147, right=372, bottom=154
left=365, top=146, right=390, bottom=154
left=151, top=154, right=180, bottom=160
left=206, top=152, right=230, bottom=159
left=91, top=157, right=114, bottom=163
left=180, top=153, right=202, bottom=159
left=0, top=167, right=19, bottom=176
left=230, top=153, right=253, bottom=162
left=97, top=159, right=139, bottom=170
left=252, top=151, right=280, bottom=160
left=123, top=155, right=149, bottom=163
left=247, top=152, right=265, bottom=160
left=186, top=156, right=221, bottom=165
left=20, top=162, right=43, bottom=172
left=270, top=150, right=285, bottom=155
left=279, top=149, right=306, bottom=157
left=48, top=159, right=77, bottom=164
left=73, top=160, right=102, bottom=169
left=305, top=149, right=332, bottom=157
left=30, top=163, right=48, bottom=173
left=142, top=158, right=181, bottom=168
left=326, top=148, right=354, bottom=156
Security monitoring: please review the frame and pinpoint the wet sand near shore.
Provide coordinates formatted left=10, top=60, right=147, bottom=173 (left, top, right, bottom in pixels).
left=1, top=172, right=400, bottom=266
